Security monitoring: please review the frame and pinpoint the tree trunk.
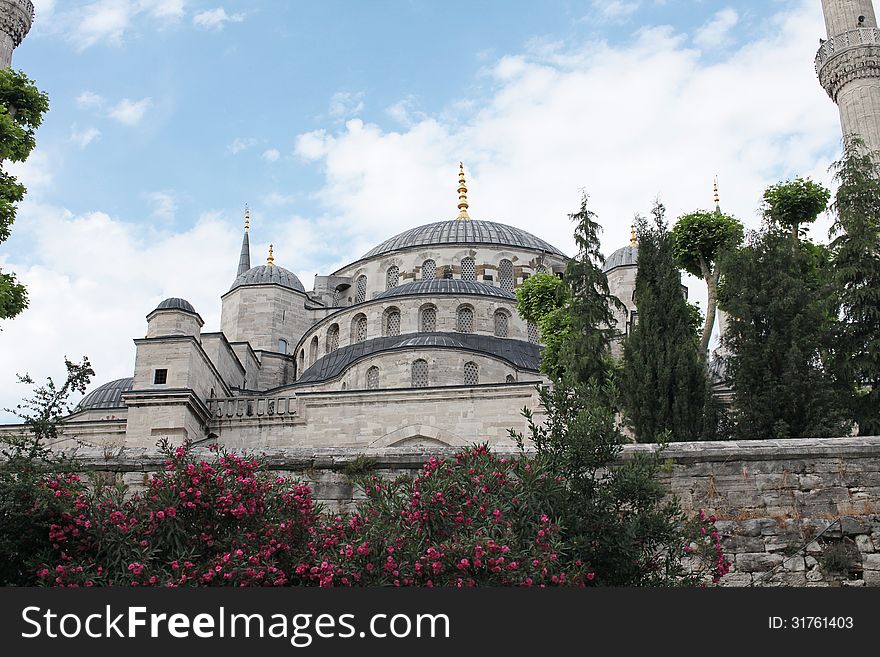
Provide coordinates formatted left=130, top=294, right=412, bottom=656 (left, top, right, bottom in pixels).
left=699, top=256, right=716, bottom=360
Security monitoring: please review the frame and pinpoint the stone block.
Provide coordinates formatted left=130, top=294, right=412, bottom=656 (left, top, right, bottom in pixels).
left=862, top=553, right=880, bottom=571
left=806, top=568, right=825, bottom=582
left=721, top=535, right=766, bottom=553
left=782, top=556, right=806, bottom=572
left=841, top=516, right=868, bottom=535
left=736, top=553, right=784, bottom=573
left=855, top=535, right=875, bottom=553
left=863, top=570, right=880, bottom=586
left=719, top=573, right=753, bottom=587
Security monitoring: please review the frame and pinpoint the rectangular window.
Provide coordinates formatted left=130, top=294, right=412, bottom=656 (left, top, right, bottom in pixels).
left=153, top=369, right=168, bottom=385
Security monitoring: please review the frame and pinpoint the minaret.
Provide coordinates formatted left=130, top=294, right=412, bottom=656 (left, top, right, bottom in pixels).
left=0, top=0, right=34, bottom=69
left=236, top=206, right=251, bottom=278
left=816, top=1, right=880, bottom=151
left=456, top=162, right=471, bottom=220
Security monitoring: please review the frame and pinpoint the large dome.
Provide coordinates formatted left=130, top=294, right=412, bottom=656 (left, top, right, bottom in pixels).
left=361, top=219, right=565, bottom=259
left=603, top=245, right=638, bottom=272
left=74, top=377, right=133, bottom=412
left=375, top=279, right=515, bottom=301
left=229, top=264, right=305, bottom=293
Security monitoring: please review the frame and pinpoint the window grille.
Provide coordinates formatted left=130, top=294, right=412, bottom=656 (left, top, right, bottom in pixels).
left=461, top=257, right=476, bottom=281
left=355, top=275, right=367, bottom=303
left=421, top=305, right=437, bottom=332
left=354, top=315, right=368, bottom=343
left=386, top=266, right=399, bottom=290
left=422, top=259, right=436, bottom=280
left=494, top=311, right=509, bottom=337
left=412, top=359, right=429, bottom=388
left=386, top=309, right=401, bottom=336
left=464, top=361, right=479, bottom=385
left=327, top=324, right=339, bottom=352
left=499, top=259, right=514, bottom=292
left=457, top=306, right=474, bottom=333
left=527, top=321, right=539, bottom=344
left=367, top=366, right=380, bottom=390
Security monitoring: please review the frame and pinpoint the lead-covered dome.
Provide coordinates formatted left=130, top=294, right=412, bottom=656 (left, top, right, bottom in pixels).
left=154, top=297, right=196, bottom=313
left=74, top=377, right=133, bottom=411
left=230, top=264, right=305, bottom=293
left=603, top=245, right=638, bottom=272
left=362, top=219, right=565, bottom=259
left=375, top=279, right=515, bottom=301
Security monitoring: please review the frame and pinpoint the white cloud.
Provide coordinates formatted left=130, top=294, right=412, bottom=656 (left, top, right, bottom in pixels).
left=192, top=7, right=245, bottom=31
left=146, top=190, right=177, bottom=220
left=108, top=97, right=152, bottom=126
left=76, top=90, right=105, bottom=109
left=329, top=91, right=365, bottom=119
left=295, top=129, right=333, bottom=161
left=591, top=0, right=640, bottom=22
left=695, top=8, right=739, bottom=49
left=262, top=148, right=281, bottom=162
left=70, top=0, right=132, bottom=50
left=70, top=126, right=102, bottom=148
left=140, top=0, right=186, bottom=20
left=228, top=137, right=258, bottom=155
left=386, top=95, right=426, bottom=127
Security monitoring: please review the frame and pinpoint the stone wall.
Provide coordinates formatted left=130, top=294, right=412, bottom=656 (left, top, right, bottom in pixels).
left=44, top=435, right=880, bottom=587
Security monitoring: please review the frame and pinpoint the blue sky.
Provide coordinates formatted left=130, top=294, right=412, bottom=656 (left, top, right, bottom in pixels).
left=0, top=0, right=844, bottom=416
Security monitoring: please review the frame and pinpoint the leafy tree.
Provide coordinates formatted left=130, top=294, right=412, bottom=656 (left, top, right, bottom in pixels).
left=556, top=192, right=624, bottom=394
left=0, top=357, right=93, bottom=585
left=719, top=215, right=849, bottom=439
left=761, top=177, right=830, bottom=242
left=620, top=203, right=709, bottom=442
left=829, top=137, right=880, bottom=435
left=516, top=272, right=570, bottom=380
left=671, top=209, right=743, bottom=356
left=0, top=68, right=49, bottom=321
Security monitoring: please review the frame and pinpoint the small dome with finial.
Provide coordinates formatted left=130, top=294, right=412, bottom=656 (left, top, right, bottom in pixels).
left=229, top=244, right=305, bottom=293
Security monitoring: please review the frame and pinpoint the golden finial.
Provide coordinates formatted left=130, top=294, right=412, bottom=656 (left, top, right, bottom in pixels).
left=244, top=205, right=250, bottom=232
left=456, top=161, right=470, bottom=221
left=713, top=177, right=720, bottom=211
left=630, top=225, right=637, bottom=246
left=267, top=243, right=275, bottom=266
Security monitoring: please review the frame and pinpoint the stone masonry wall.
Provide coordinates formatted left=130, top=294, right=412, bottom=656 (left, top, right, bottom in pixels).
left=47, top=436, right=880, bottom=587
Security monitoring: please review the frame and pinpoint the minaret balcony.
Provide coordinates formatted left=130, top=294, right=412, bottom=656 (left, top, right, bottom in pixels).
left=815, top=27, right=880, bottom=75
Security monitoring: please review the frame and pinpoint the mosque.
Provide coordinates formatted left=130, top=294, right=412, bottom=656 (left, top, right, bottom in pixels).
left=65, top=165, right=642, bottom=449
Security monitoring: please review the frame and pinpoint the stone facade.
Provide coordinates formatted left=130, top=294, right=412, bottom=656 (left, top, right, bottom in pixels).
left=0, top=0, right=32, bottom=69
left=39, top=435, right=880, bottom=586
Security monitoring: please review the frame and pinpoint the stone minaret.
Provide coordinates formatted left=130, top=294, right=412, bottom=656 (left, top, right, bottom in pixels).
left=816, top=1, right=880, bottom=151
left=0, top=0, right=33, bottom=69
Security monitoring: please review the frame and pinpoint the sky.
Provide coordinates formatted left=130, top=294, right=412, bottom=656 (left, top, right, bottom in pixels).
left=0, top=0, right=845, bottom=419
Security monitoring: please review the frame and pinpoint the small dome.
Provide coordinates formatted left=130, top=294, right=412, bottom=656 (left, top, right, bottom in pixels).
left=603, top=245, right=638, bottom=272
left=154, top=297, right=196, bottom=314
left=230, top=264, right=305, bottom=293
left=362, top=219, right=565, bottom=259
left=375, top=279, right=515, bottom=301
left=74, top=377, right=133, bottom=412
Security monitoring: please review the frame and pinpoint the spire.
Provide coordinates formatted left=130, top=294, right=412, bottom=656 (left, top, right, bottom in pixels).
left=456, top=162, right=471, bottom=220
left=713, top=177, right=721, bottom=212
left=630, top=224, right=637, bottom=246
left=267, top=243, right=275, bottom=266
left=236, top=205, right=251, bottom=278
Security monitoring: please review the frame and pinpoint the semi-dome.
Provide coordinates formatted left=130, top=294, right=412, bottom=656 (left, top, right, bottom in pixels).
left=603, top=245, right=638, bottom=272
left=361, top=219, right=565, bottom=259
left=230, top=264, right=305, bottom=293
left=154, top=297, right=196, bottom=314
left=374, top=279, right=515, bottom=301
left=74, top=377, right=133, bottom=412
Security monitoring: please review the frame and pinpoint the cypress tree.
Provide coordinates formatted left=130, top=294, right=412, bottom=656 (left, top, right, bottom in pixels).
left=829, top=137, right=880, bottom=435
left=620, top=202, right=708, bottom=442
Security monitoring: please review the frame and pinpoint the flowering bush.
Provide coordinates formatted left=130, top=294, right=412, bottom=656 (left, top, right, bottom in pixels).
left=33, top=439, right=726, bottom=587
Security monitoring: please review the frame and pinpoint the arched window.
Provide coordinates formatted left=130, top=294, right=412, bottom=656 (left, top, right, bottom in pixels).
left=460, top=257, right=476, bottom=282
left=499, top=259, right=514, bottom=292
left=420, top=304, right=437, bottom=332
left=535, top=263, right=548, bottom=275
left=493, top=310, right=509, bottom=338
left=352, top=314, right=368, bottom=343
left=506, top=374, right=516, bottom=383
left=527, top=321, right=539, bottom=344
left=354, top=275, right=367, bottom=304
left=384, top=307, right=401, bottom=337
left=298, top=349, right=304, bottom=375
left=309, top=335, right=319, bottom=364
left=422, top=259, right=436, bottom=280
left=341, top=382, right=347, bottom=390
left=367, top=366, right=380, bottom=390
left=411, top=359, right=429, bottom=388
left=278, top=338, right=288, bottom=354
left=326, top=324, right=339, bottom=353
left=386, top=265, right=399, bottom=290
left=464, top=361, right=479, bottom=385
left=457, top=305, right=474, bottom=333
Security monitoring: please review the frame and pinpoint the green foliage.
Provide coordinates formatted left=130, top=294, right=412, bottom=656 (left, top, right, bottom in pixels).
left=510, top=383, right=728, bottom=585
left=556, top=192, right=624, bottom=393
left=761, top=177, right=830, bottom=235
left=0, top=358, right=93, bottom=585
left=515, top=272, right=565, bottom=324
left=829, top=137, right=880, bottom=435
left=685, top=301, right=703, bottom=341
left=719, top=223, right=850, bottom=439
left=0, top=68, right=50, bottom=322
left=671, top=209, right=743, bottom=356
left=620, top=203, right=709, bottom=442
